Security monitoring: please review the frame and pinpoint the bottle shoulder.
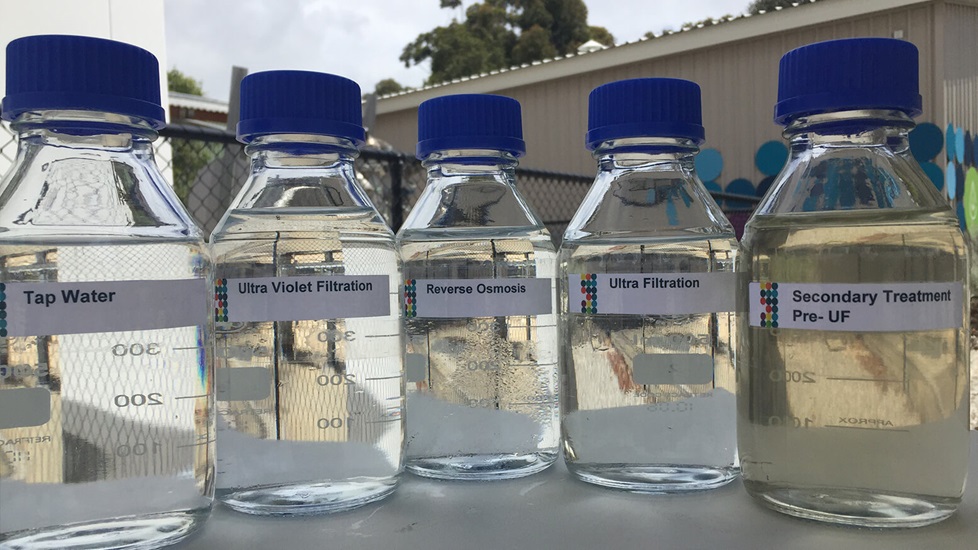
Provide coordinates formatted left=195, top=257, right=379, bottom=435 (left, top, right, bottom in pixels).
left=0, top=141, right=203, bottom=238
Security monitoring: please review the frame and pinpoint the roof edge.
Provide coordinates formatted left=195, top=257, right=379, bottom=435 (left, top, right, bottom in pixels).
left=376, top=0, right=933, bottom=115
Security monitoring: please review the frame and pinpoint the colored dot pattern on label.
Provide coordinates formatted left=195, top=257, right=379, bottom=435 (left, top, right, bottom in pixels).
left=215, top=279, right=228, bottom=322
left=759, top=281, right=778, bottom=328
left=580, top=274, right=598, bottom=314
left=404, top=279, right=417, bottom=318
left=0, top=282, right=6, bottom=337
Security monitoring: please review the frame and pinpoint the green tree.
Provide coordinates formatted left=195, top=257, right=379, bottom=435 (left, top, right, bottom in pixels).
left=166, top=68, right=218, bottom=205
left=748, top=0, right=797, bottom=14
left=588, top=25, right=614, bottom=46
left=374, top=78, right=407, bottom=96
left=167, top=68, right=203, bottom=95
left=401, top=0, right=596, bottom=84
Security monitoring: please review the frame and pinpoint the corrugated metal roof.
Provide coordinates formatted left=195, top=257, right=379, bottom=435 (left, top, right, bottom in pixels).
left=377, top=0, right=821, bottom=101
left=169, top=91, right=229, bottom=113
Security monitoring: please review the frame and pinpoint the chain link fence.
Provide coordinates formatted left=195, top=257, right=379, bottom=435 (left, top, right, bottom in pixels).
left=0, top=122, right=758, bottom=241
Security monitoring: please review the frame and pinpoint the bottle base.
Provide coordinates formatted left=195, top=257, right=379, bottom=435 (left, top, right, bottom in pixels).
left=406, top=452, right=557, bottom=481
left=744, top=482, right=959, bottom=528
left=217, top=478, right=398, bottom=516
left=0, top=507, right=209, bottom=550
left=566, top=463, right=738, bottom=493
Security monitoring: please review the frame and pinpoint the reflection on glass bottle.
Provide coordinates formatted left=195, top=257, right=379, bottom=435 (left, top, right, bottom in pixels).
left=210, top=71, right=403, bottom=515
left=740, top=38, right=970, bottom=528
left=399, top=94, right=559, bottom=480
left=560, top=78, right=740, bottom=493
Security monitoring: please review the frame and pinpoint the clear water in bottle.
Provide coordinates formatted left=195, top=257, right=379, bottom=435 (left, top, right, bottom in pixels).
left=561, top=237, right=738, bottom=491
left=212, top=209, right=402, bottom=514
left=559, top=77, right=739, bottom=493
left=210, top=71, right=403, bottom=515
left=399, top=94, right=559, bottom=480
left=0, top=35, right=213, bottom=549
left=401, top=228, right=559, bottom=479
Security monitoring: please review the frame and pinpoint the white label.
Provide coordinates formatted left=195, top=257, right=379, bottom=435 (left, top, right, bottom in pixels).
left=568, top=273, right=738, bottom=315
left=216, top=275, right=390, bottom=322
left=2, top=279, right=206, bottom=337
left=404, top=278, right=552, bottom=318
left=749, top=281, right=963, bottom=332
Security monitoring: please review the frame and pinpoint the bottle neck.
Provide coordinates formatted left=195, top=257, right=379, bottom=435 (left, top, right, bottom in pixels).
left=562, top=136, right=732, bottom=240
left=782, top=109, right=915, bottom=152
left=225, top=133, right=373, bottom=212
left=246, top=134, right=360, bottom=168
left=592, top=137, right=700, bottom=172
left=422, top=149, right=519, bottom=181
left=12, top=109, right=159, bottom=154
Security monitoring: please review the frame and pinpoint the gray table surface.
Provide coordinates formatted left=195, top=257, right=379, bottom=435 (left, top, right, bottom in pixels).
left=180, top=435, right=978, bottom=550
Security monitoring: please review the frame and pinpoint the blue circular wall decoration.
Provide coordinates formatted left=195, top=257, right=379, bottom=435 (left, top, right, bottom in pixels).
left=964, top=131, right=973, bottom=168
left=958, top=198, right=967, bottom=232
left=756, top=175, right=776, bottom=197
left=704, top=180, right=723, bottom=207
left=695, top=148, right=724, bottom=182
left=755, top=141, right=789, bottom=176
left=956, top=127, right=966, bottom=164
left=725, top=178, right=756, bottom=210
left=947, top=160, right=958, bottom=200
left=921, top=161, right=943, bottom=191
left=947, top=124, right=956, bottom=161
left=909, top=122, right=943, bottom=162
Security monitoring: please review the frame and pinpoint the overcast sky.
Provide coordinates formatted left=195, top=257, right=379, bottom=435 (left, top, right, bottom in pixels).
left=164, top=0, right=751, bottom=100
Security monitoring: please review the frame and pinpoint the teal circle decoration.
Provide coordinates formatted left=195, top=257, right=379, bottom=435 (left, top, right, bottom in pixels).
left=704, top=180, right=723, bottom=207
left=947, top=124, right=956, bottom=161
left=755, top=141, right=788, bottom=176
left=756, top=175, right=776, bottom=197
left=909, top=122, right=943, bottom=162
left=947, top=161, right=958, bottom=200
left=695, top=148, right=723, bottom=182
left=956, top=127, right=966, bottom=164
left=725, top=178, right=756, bottom=209
left=921, top=161, right=943, bottom=191
left=958, top=198, right=966, bottom=231
left=965, top=131, right=974, bottom=168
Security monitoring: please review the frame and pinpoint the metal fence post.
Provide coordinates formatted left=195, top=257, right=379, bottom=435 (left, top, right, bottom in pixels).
left=389, top=154, right=405, bottom=232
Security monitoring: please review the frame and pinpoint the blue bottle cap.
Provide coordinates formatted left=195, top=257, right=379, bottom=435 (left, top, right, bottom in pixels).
left=2, top=35, right=165, bottom=128
left=416, top=94, right=525, bottom=159
left=775, top=37, right=922, bottom=125
left=586, top=78, right=705, bottom=149
left=237, top=70, right=365, bottom=145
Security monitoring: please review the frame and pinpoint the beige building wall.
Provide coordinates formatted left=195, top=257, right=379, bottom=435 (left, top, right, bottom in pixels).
left=943, top=2, right=978, bottom=132
left=373, top=0, right=955, bottom=185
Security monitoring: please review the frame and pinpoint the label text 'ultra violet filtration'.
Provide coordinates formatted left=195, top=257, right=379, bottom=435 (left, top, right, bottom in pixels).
left=216, top=275, right=390, bottom=322
left=749, top=281, right=963, bottom=331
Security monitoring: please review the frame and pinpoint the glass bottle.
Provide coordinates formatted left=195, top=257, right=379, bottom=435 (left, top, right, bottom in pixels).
left=0, top=35, right=213, bottom=548
left=399, top=94, right=559, bottom=480
left=210, top=71, right=403, bottom=515
left=560, top=78, right=740, bottom=492
left=739, top=38, right=970, bottom=527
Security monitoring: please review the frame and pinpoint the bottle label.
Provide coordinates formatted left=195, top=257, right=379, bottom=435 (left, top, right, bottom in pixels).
left=404, top=278, right=552, bottom=318
left=215, top=275, right=390, bottom=322
left=749, top=281, right=963, bottom=331
left=2, top=279, right=207, bottom=337
left=567, top=273, right=738, bottom=315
